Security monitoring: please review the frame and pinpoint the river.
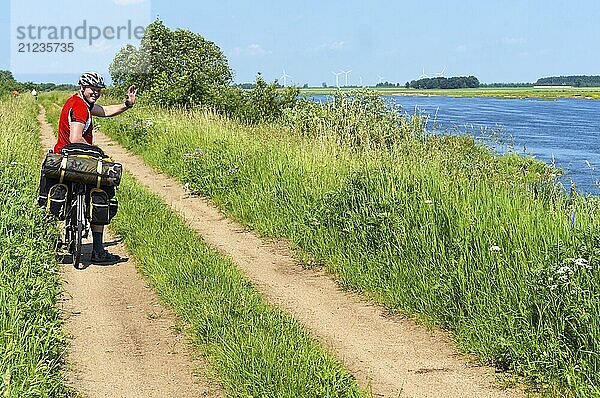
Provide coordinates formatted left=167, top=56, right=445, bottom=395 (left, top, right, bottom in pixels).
left=314, top=94, right=600, bottom=194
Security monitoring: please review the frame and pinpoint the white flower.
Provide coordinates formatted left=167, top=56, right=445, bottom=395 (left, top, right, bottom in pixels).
left=574, top=258, right=591, bottom=269
left=489, top=245, right=501, bottom=252
left=556, top=265, right=572, bottom=275
left=183, top=183, right=190, bottom=191
left=424, top=199, right=433, bottom=205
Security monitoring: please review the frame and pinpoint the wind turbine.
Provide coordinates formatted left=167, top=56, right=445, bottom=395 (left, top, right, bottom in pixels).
left=377, top=75, right=384, bottom=85
left=342, top=69, right=352, bottom=86
left=419, top=68, right=429, bottom=79
left=280, top=69, right=291, bottom=87
left=434, top=67, right=446, bottom=78
left=332, top=71, right=343, bottom=88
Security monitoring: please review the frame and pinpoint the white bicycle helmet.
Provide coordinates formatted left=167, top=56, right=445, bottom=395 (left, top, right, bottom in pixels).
left=78, top=71, right=106, bottom=88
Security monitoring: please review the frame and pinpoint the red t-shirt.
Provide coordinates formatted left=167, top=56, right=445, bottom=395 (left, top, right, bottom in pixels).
left=54, top=93, right=94, bottom=153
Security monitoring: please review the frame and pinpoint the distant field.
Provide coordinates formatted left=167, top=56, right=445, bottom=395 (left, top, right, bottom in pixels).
left=301, top=86, right=600, bottom=99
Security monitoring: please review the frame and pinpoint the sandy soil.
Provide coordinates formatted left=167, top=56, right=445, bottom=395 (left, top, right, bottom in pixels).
left=39, top=108, right=222, bottom=398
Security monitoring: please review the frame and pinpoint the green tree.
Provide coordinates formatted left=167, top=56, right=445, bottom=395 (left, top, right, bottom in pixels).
left=110, top=19, right=233, bottom=108
left=0, top=70, right=23, bottom=94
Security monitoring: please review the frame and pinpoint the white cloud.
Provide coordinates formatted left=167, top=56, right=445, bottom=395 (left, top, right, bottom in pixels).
left=501, top=37, right=527, bottom=46
left=317, top=40, right=346, bottom=51
left=112, top=0, right=148, bottom=5
left=230, top=43, right=271, bottom=57
left=247, top=43, right=269, bottom=56
left=81, top=40, right=112, bottom=54
left=455, top=44, right=467, bottom=53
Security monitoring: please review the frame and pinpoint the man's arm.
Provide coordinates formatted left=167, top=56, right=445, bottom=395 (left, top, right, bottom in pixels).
left=91, top=102, right=130, bottom=117
left=91, top=85, right=137, bottom=117
left=69, top=122, right=88, bottom=144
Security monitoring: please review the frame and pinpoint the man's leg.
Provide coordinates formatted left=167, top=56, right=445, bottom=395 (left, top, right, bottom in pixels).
left=91, top=224, right=104, bottom=255
left=91, top=223, right=119, bottom=262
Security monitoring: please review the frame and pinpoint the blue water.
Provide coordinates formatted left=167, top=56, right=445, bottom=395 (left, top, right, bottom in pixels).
left=312, top=95, right=600, bottom=194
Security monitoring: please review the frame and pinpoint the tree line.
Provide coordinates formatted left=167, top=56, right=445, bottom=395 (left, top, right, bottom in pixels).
left=0, top=70, right=77, bottom=95
left=535, top=75, right=600, bottom=87
left=405, top=76, right=480, bottom=89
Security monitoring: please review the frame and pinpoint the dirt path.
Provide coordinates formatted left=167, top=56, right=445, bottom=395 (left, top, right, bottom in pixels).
left=38, top=109, right=222, bottom=398
left=89, top=128, right=523, bottom=398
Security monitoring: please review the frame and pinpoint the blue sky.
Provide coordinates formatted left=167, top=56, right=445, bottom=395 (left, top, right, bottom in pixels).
left=1, top=0, right=598, bottom=85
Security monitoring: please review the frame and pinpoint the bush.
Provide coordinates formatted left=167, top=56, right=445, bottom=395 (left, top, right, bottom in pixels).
left=282, top=89, right=425, bottom=149
left=215, top=74, right=299, bottom=124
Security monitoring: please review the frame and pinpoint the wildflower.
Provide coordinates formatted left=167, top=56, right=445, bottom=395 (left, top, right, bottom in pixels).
left=183, top=183, right=190, bottom=191
left=489, top=245, right=501, bottom=252
left=424, top=199, right=433, bottom=205
left=144, top=119, right=153, bottom=127
left=574, top=257, right=591, bottom=269
left=227, top=167, right=238, bottom=175
left=130, top=120, right=141, bottom=129
left=570, top=210, right=576, bottom=228
left=556, top=265, right=572, bottom=274
left=549, top=284, right=558, bottom=291
left=184, top=148, right=205, bottom=158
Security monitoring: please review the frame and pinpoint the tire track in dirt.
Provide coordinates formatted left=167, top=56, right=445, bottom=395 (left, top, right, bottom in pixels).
left=38, top=108, right=222, bottom=398
left=87, top=125, right=524, bottom=398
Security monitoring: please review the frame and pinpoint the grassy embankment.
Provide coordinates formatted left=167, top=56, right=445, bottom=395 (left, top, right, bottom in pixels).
left=0, top=96, right=71, bottom=397
left=41, top=92, right=364, bottom=397
left=83, top=90, right=600, bottom=398
left=302, top=86, right=600, bottom=99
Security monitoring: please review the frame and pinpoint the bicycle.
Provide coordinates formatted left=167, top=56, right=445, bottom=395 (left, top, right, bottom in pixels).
left=63, top=180, right=89, bottom=269
left=39, top=143, right=122, bottom=269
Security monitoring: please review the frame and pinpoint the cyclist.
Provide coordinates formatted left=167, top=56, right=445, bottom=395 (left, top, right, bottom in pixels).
left=55, top=71, right=137, bottom=263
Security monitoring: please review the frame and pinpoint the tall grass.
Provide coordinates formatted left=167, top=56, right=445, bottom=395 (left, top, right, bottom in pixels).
left=110, top=174, right=364, bottom=397
left=44, top=91, right=600, bottom=396
left=0, top=97, right=71, bottom=397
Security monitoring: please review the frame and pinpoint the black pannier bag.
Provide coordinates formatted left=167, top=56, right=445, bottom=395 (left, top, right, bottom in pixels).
left=89, top=188, right=118, bottom=225
left=41, top=144, right=122, bottom=187
left=37, top=171, right=54, bottom=208
left=46, top=183, right=68, bottom=220
left=37, top=172, right=67, bottom=219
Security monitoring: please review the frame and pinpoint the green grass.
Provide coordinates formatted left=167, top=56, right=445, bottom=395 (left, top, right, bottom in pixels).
left=301, top=86, right=600, bottom=99
left=0, top=96, right=72, bottom=397
left=110, top=173, right=364, bottom=397
left=42, top=90, right=600, bottom=396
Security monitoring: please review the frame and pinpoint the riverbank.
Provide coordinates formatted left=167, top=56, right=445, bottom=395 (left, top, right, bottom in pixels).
left=301, top=86, right=600, bottom=100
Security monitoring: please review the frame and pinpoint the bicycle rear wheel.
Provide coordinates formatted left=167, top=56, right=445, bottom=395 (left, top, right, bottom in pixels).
left=73, top=190, right=85, bottom=269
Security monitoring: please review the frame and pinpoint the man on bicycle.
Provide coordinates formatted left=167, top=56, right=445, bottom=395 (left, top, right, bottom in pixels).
left=55, top=71, right=137, bottom=263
